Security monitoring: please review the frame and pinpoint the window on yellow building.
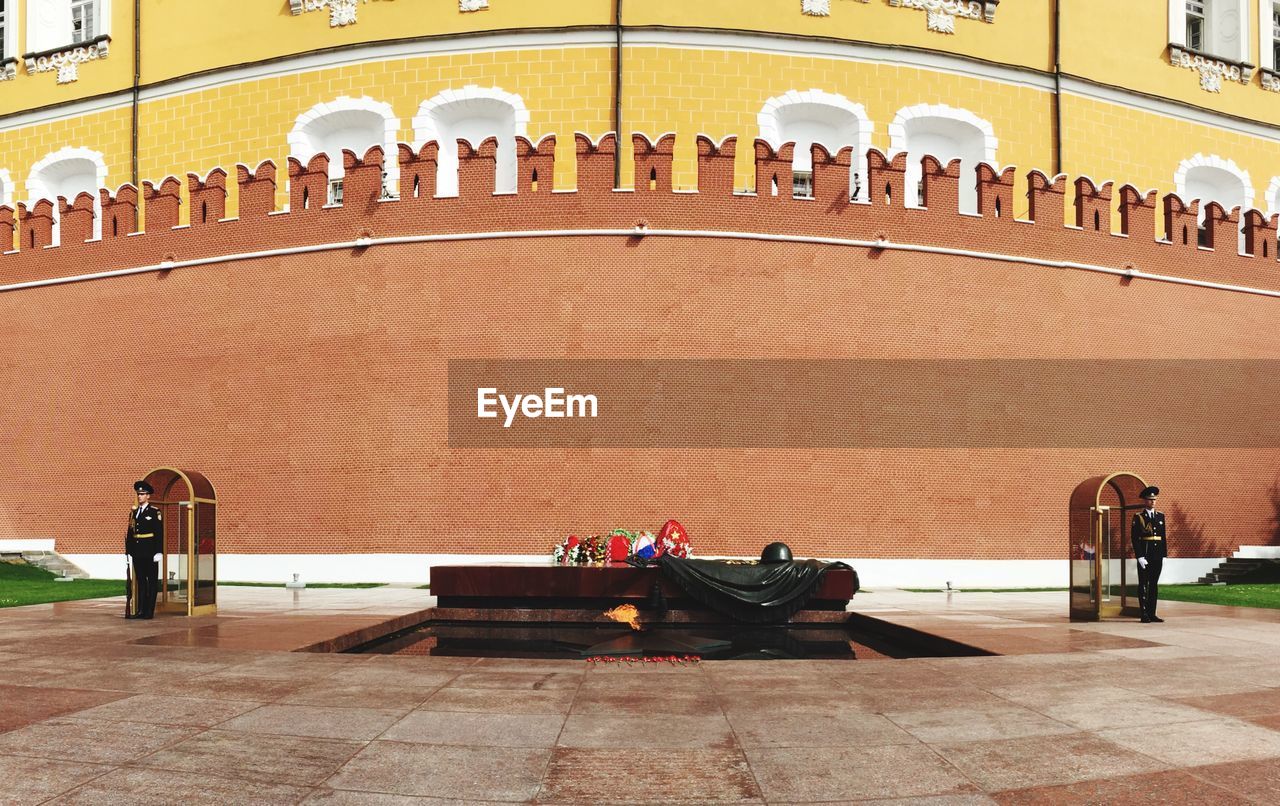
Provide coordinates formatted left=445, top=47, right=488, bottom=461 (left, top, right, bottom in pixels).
left=1187, top=1, right=1206, bottom=51
left=25, top=0, right=108, bottom=54
left=1171, top=0, right=1248, bottom=61
left=70, top=0, right=95, bottom=43
left=1271, top=1, right=1280, bottom=67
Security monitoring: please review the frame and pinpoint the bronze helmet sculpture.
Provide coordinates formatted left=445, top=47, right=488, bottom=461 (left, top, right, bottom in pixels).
left=760, top=541, right=793, bottom=563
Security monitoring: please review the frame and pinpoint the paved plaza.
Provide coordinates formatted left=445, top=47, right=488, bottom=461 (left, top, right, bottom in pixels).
left=1, top=586, right=1280, bottom=803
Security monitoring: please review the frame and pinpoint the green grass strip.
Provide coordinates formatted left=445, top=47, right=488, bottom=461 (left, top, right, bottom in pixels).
left=1157, top=583, right=1280, bottom=610
left=0, top=561, right=389, bottom=607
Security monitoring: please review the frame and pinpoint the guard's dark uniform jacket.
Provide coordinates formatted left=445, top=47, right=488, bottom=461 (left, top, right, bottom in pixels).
left=1130, top=509, right=1166, bottom=560
left=126, top=504, right=163, bottom=617
left=1131, top=508, right=1166, bottom=619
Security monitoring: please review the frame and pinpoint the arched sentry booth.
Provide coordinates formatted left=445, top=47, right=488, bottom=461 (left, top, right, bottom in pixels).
left=140, top=467, right=218, bottom=617
left=1069, top=472, right=1147, bottom=621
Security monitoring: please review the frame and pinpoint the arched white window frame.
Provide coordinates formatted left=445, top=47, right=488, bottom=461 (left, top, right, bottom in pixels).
left=1175, top=153, right=1252, bottom=251
left=0, top=169, right=14, bottom=209
left=26, top=146, right=108, bottom=245
left=1174, top=152, right=1254, bottom=211
left=1265, top=175, right=1280, bottom=215
left=757, top=89, right=873, bottom=200
left=288, top=95, right=400, bottom=204
left=888, top=103, right=997, bottom=214
left=412, top=85, right=530, bottom=197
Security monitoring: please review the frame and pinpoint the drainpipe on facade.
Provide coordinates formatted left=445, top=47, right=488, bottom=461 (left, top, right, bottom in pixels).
left=1052, top=0, right=1062, bottom=177
left=614, top=0, right=623, bottom=189
left=131, top=0, right=141, bottom=189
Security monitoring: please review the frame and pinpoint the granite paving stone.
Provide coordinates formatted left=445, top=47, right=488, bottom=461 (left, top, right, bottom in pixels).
left=165, top=671, right=316, bottom=702
left=0, top=754, right=112, bottom=806
left=0, top=685, right=131, bottom=734
left=536, top=747, right=761, bottom=803
left=279, top=680, right=442, bottom=710
left=41, top=767, right=315, bottom=806
left=725, top=708, right=917, bottom=749
left=219, top=704, right=409, bottom=741
left=135, top=729, right=366, bottom=785
left=418, top=685, right=578, bottom=714
left=444, top=671, right=583, bottom=691
left=571, top=688, right=722, bottom=716
left=1174, top=688, right=1280, bottom=719
left=304, top=790, right=498, bottom=805
left=325, top=741, right=551, bottom=801
left=1098, top=717, right=1280, bottom=766
left=931, top=732, right=1168, bottom=791
left=379, top=709, right=567, bottom=747
left=744, top=744, right=980, bottom=802
left=991, top=769, right=1246, bottom=804
left=68, top=694, right=261, bottom=728
left=557, top=713, right=736, bottom=749
left=857, top=796, right=999, bottom=805
left=882, top=705, right=1079, bottom=744
left=1029, top=692, right=1219, bottom=731
left=1183, top=757, right=1280, bottom=802
left=0, top=718, right=198, bottom=765
left=6, top=586, right=1280, bottom=802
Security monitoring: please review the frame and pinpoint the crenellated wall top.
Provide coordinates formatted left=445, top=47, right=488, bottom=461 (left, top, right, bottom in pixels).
left=3, top=132, right=1279, bottom=297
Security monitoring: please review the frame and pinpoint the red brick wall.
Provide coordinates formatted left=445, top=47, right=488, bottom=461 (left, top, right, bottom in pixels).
left=2, top=136, right=1279, bottom=560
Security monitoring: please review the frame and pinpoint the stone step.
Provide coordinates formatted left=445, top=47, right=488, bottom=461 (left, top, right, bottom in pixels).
left=7, top=551, right=91, bottom=579
left=1197, top=556, right=1280, bottom=585
left=1235, top=546, right=1280, bottom=559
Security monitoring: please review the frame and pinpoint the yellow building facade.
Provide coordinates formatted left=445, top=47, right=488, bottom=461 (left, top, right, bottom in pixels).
left=6, top=1, right=1280, bottom=224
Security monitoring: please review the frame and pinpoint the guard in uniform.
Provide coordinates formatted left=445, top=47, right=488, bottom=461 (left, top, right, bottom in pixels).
left=1130, top=485, right=1167, bottom=623
left=126, top=480, right=163, bottom=619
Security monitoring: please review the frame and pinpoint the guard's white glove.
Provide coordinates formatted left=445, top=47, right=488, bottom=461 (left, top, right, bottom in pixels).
left=1137, top=557, right=1148, bottom=569
left=152, top=554, right=161, bottom=563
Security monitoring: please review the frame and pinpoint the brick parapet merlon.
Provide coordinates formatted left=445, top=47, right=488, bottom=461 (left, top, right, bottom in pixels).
left=3, top=134, right=1280, bottom=292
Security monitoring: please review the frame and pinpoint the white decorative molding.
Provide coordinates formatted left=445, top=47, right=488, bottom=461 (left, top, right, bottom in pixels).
left=887, top=0, right=997, bottom=34
left=294, top=0, right=367, bottom=27
left=1169, top=45, right=1253, bottom=92
left=802, top=0, right=868, bottom=16
left=1263, top=69, right=1280, bottom=93
left=288, top=95, right=401, bottom=194
left=0, top=61, right=16, bottom=82
left=460, top=0, right=490, bottom=11
left=757, top=89, right=873, bottom=192
left=414, top=85, right=530, bottom=196
left=412, top=84, right=531, bottom=147
left=25, top=39, right=110, bottom=84
left=889, top=103, right=996, bottom=214
left=887, top=103, right=997, bottom=159
left=1174, top=152, right=1255, bottom=209
left=25, top=147, right=109, bottom=245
